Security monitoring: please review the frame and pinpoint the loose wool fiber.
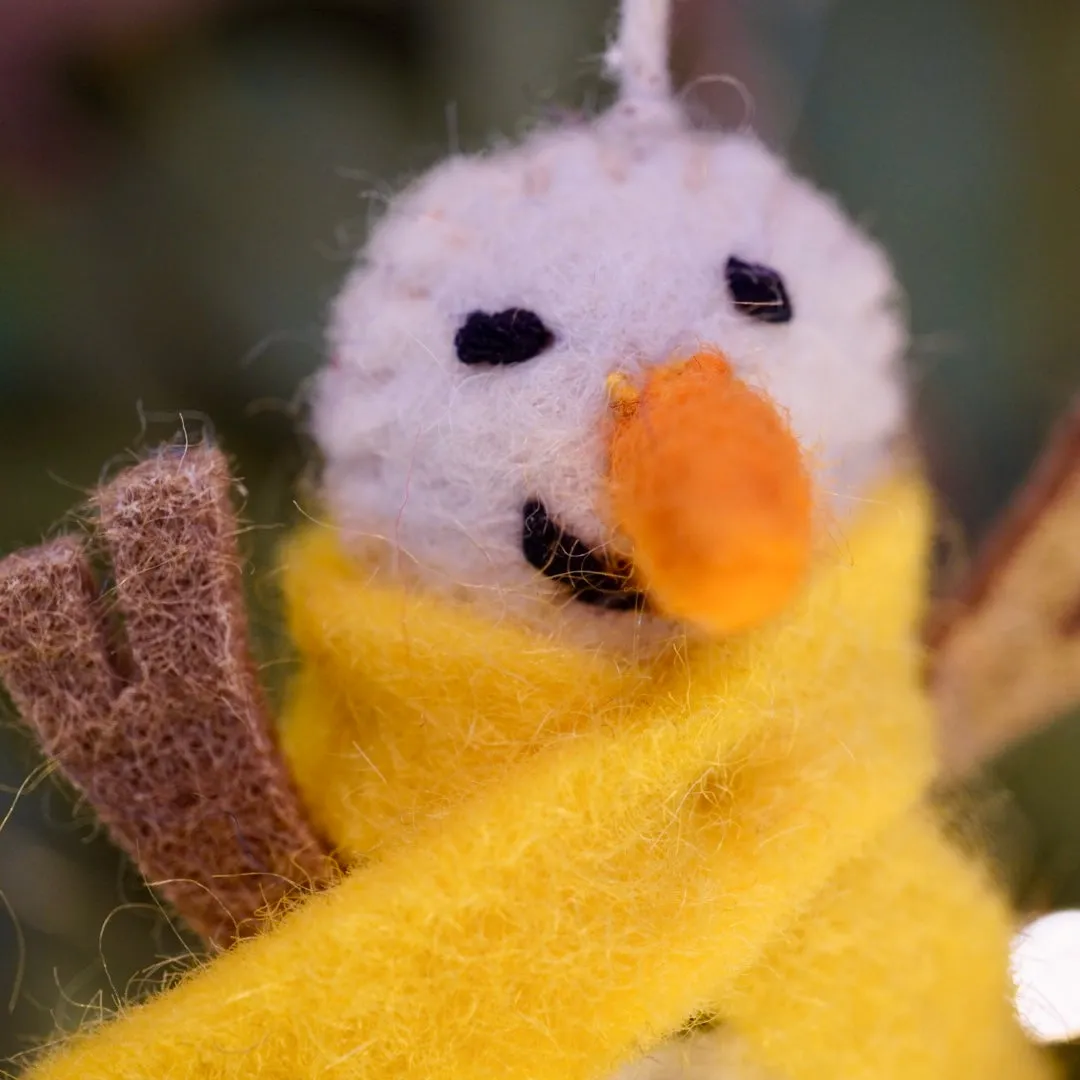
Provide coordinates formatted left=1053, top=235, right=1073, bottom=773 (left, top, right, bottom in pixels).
left=25, top=479, right=1052, bottom=1079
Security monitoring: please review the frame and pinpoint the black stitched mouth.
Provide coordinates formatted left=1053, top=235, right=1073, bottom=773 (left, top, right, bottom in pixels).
left=522, top=499, right=647, bottom=611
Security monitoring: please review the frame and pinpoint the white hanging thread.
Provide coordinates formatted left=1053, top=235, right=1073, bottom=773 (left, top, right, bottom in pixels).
left=604, top=0, right=676, bottom=110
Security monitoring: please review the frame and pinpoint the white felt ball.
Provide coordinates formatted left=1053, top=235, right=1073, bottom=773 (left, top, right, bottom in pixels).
left=1011, top=909, right=1080, bottom=1044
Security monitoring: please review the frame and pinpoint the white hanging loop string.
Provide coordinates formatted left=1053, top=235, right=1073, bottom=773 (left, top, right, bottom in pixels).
left=605, top=0, right=679, bottom=119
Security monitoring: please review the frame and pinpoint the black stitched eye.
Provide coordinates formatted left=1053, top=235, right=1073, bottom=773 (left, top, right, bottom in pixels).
left=724, top=257, right=793, bottom=324
left=454, top=308, right=555, bottom=366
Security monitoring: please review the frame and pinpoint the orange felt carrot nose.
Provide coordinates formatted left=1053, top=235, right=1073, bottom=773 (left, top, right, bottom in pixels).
left=606, top=351, right=813, bottom=634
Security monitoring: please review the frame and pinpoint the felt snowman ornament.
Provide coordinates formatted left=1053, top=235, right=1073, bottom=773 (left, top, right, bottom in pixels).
left=0, top=1, right=1073, bottom=1078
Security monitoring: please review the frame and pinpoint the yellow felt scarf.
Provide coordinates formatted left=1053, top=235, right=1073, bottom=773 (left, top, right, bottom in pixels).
left=25, top=477, right=1052, bottom=1080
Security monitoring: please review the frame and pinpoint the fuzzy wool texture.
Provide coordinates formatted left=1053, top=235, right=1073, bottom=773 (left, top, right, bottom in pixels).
left=315, top=108, right=906, bottom=645
left=23, top=477, right=1051, bottom=1079
left=2, top=0, right=1059, bottom=1072
left=620, top=811, right=1050, bottom=1080
left=0, top=448, right=334, bottom=947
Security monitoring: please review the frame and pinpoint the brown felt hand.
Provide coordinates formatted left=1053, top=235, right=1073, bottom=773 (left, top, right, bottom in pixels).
left=0, top=446, right=334, bottom=948
left=929, top=397, right=1080, bottom=774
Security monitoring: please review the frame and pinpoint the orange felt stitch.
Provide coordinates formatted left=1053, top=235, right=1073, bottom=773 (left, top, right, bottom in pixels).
left=607, top=350, right=813, bottom=634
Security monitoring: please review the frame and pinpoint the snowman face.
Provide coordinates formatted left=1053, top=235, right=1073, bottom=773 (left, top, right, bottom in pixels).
left=315, top=116, right=907, bottom=644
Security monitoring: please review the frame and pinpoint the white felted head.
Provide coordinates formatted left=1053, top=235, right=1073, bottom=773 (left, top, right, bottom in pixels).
left=314, top=0, right=907, bottom=649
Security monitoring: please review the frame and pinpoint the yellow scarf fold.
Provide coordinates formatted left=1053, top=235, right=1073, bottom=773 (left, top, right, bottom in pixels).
left=26, top=477, right=1051, bottom=1080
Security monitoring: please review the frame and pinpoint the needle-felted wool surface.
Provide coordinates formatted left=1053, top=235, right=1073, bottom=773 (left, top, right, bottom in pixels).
left=316, top=116, right=905, bottom=647
left=20, top=477, right=1051, bottom=1080
left=315, top=69, right=904, bottom=653
left=3, top=0, right=1062, bottom=1076
left=0, top=451, right=335, bottom=948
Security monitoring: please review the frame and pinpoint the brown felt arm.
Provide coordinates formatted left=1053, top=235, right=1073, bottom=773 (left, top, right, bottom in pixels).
left=0, top=539, right=120, bottom=762
left=0, top=447, right=335, bottom=948
left=929, top=397, right=1080, bottom=774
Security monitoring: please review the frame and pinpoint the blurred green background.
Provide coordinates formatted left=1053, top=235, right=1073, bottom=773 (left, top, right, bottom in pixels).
left=0, top=0, right=1078, bottom=1070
